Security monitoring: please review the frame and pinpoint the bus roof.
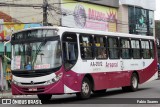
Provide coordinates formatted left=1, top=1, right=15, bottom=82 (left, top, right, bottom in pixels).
left=13, top=26, right=155, bottom=40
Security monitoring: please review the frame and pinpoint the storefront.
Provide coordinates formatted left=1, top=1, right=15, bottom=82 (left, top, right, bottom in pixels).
left=119, top=0, right=156, bottom=36
left=128, top=6, right=154, bottom=36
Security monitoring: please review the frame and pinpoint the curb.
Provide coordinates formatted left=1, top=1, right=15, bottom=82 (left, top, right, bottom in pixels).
left=0, top=93, right=36, bottom=98
left=0, top=91, right=12, bottom=98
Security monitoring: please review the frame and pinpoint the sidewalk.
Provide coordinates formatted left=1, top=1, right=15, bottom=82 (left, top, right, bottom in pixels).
left=0, top=91, right=12, bottom=98
left=0, top=91, right=36, bottom=98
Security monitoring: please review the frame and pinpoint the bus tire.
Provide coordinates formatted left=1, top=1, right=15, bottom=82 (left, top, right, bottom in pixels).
left=93, top=89, right=106, bottom=94
left=130, top=73, right=139, bottom=91
left=122, top=73, right=138, bottom=92
left=37, top=94, right=52, bottom=101
left=76, top=77, right=92, bottom=99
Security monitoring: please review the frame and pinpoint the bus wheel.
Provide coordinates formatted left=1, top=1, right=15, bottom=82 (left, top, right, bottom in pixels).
left=93, top=89, right=106, bottom=94
left=37, top=94, right=52, bottom=101
left=76, top=78, right=92, bottom=99
left=122, top=73, right=138, bottom=92
left=130, top=73, right=138, bottom=91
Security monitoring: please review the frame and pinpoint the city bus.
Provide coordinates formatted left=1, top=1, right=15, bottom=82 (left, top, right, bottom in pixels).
left=5, top=27, right=158, bottom=101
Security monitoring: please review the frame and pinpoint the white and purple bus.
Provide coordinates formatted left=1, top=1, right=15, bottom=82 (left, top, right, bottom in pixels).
left=7, top=27, right=158, bottom=101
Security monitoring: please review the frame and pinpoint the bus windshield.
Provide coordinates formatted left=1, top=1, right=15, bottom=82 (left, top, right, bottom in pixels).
left=11, top=30, right=62, bottom=71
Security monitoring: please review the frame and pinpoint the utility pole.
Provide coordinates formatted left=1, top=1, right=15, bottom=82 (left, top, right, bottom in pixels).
left=43, top=0, right=48, bottom=26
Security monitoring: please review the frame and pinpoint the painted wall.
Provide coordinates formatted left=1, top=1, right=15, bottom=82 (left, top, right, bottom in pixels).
left=0, top=0, right=60, bottom=31
left=117, top=5, right=129, bottom=33
left=0, top=21, right=41, bottom=41
left=0, top=6, right=42, bottom=41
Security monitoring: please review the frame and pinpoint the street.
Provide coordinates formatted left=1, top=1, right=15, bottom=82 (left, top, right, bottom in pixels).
left=1, top=79, right=160, bottom=107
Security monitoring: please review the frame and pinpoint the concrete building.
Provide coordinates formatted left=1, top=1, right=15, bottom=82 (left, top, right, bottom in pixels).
left=118, top=0, right=156, bottom=36
left=0, top=0, right=156, bottom=40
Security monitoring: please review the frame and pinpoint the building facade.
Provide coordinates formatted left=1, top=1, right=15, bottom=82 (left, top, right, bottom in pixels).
left=0, top=0, right=156, bottom=40
left=118, top=0, right=156, bottom=36
left=155, top=20, right=160, bottom=65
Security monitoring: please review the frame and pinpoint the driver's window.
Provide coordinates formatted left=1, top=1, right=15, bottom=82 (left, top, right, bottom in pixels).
left=62, top=32, right=78, bottom=70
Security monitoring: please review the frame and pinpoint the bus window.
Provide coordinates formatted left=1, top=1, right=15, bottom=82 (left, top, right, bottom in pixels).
left=131, top=40, right=141, bottom=59
left=108, top=37, right=119, bottom=59
left=150, top=41, right=154, bottom=58
left=141, top=40, right=150, bottom=59
left=95, top=36, right=107, bottom=59
left=120, top=38, right=131, bottom=59
left=62, top=32, right=78, bottom=70
left=80, top=34, right=94, bottom=59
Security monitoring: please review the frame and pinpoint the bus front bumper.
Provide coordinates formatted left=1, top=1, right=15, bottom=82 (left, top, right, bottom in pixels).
left=11, top=80, right=64, bottom=95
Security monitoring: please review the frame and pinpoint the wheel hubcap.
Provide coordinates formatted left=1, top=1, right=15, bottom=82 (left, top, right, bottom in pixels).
left=82, top=82, right=89, bottom=95
left=132, top=76, right=138, bottom=88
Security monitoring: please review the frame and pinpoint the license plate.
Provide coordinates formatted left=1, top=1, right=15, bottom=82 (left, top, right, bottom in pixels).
left=28, top=88, right=37, bottom=91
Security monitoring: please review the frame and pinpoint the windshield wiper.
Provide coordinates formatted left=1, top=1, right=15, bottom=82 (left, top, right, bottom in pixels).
left=32, top=40, right=47, bottom=66
left=32, top=30, right=49, bottom=66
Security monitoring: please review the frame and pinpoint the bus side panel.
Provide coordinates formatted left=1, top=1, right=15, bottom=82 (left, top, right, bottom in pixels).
left=91, top=73, right=110, bottom=90
left=138, top=59, right=157, bottom=84
left=92, top=71, right=131, bottom=90
left=107, top=71, right=131, bottom=88
left=63, top=70, right=85, bottom=92
left=63, top=71, right=131, bottom=91
left=62, top=60, right=157, bottom=92
left=138, top=42, right=158, bottom=84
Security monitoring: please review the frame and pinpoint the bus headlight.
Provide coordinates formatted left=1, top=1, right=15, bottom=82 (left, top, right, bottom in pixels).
left=46, top=73, right=63, bottom=85
left=12, top=80, right=21, bottom=86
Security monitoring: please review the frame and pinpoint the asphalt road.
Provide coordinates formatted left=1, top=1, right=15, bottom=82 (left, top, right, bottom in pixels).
left=1, top=79, right=160, bottom=107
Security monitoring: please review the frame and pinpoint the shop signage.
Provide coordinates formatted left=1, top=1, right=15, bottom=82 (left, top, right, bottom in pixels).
left=61, top=0, right=117, bottom=32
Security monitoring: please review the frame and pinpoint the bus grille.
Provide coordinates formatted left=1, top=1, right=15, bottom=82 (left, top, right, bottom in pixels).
left=21, top=81, right=46, bottom=85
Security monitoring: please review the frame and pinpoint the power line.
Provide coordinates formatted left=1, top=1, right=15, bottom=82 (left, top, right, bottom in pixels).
left=0, top=22, right=42, bottom=25
left=0, top=1, right=121, bottom=26
left=0, top=2, right=42, bottom=7
left=12, top=12, right=43, bottom=19
left=0, top=0, right=154, bottom=29
left=48, top=9, right=59, bottom=22
left=0, top=0, right=49, bottom=26
left=2, top=10, right=41, bottom=14
left=49, top=0, right=102, bottom=5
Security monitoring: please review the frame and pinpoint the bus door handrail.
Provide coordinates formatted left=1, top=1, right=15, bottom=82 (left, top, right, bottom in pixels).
left=4, top=39, right=11, bottom=61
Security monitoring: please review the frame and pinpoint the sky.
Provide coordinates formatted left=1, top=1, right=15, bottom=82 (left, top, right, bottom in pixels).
left=155, top=0, right=160, bottom=20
